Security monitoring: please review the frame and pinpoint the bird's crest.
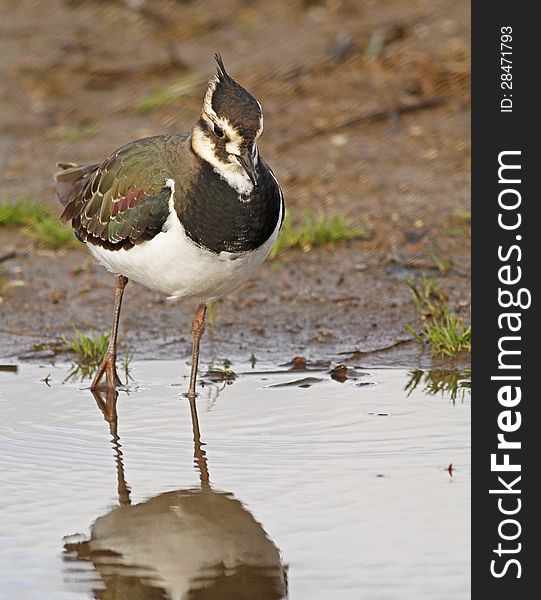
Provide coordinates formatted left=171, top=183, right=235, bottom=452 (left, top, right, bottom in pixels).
left=214, top=53, right=231, bottom=83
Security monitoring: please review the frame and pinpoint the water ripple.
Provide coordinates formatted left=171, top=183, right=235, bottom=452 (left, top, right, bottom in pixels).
left=0, top=361, right=470, bottom=600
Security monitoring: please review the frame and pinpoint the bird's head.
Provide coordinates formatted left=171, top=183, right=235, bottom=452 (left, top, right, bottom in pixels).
left=191, top=54, right=263, bottom=194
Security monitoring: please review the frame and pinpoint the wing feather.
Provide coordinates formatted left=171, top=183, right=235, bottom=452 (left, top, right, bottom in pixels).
left=56, top=136, right=175, bottom=250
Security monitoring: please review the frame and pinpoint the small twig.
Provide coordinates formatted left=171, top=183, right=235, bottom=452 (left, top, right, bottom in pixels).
left=331, top=296, right=358, bottom=303
left=0, top=251, right=16, bottom=264
left=277, top=96, right=446, bottom=152
left=337, top=338, right=413, bottom=356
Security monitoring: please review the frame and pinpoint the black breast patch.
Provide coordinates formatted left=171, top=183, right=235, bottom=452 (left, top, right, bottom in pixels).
left=178, top=159, right=282, bottom=254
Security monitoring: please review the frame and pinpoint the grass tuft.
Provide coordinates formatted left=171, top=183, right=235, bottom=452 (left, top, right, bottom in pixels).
left=26, top=217, right=77, bottom=249
left=0, top=196, right=49, bottom=227
left=205, top=364, right=237, bottom=382
left=428, top=249, right=453, bottom=274
left=270, top=212, right=367, bottom=257
left=453, top=209, right=471, bottom=223
left=133, top=75, right=202, bottom=113
left=61, top=123, right=98, bottom=142
left=62, top=328, right=110, bottom=368
left=405, top=275, right=471, bottom=357
left=61, top=327, right=132, bottom=383
left=0, top=196, right=77, bottom=249
left=443, top=227, right=462, bottom=238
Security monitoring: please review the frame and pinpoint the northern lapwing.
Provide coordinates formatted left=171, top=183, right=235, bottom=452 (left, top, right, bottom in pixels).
left=56, top=54, right=284, bottom=396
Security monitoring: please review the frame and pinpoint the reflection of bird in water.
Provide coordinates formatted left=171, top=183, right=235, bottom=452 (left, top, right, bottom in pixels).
left=64, top=390, right=287, bottom=600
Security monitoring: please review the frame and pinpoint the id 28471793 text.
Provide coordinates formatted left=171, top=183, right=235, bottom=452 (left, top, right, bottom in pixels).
left=500, top=26, right=513, bottom=113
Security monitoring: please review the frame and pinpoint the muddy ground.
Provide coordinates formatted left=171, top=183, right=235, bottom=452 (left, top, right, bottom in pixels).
left=0, top=0, right=470, bottom=368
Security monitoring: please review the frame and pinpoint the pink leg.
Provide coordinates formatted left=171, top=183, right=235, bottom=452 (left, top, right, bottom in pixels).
left=91, top=275, right=128, bottom=391
left=187, top=303, right=207, bottom=399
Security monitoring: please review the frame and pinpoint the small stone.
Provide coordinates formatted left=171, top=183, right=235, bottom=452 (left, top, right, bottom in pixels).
left=330, top=364, right=348, bottom=382
left=423, top=148, right=439, bottom=160
left=327, top=36, right=358, bottom=61
left=50, top=290, right=66, bottom=304
left=409, top=125, right=424, bottom=137
left=330, top=134, right=348, bottom=147
left=291, top=356, right=307, bottom=370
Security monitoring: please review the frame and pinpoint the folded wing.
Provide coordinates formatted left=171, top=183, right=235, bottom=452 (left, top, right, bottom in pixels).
left=55, top=137, right=173, bottom=250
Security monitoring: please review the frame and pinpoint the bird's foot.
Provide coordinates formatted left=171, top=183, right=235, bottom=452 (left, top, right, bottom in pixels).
left=91, top=351, right=122, bottom=391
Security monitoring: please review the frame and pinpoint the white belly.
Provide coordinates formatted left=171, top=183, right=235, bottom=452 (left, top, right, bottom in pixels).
left=88, top=200, right=281, bottom=301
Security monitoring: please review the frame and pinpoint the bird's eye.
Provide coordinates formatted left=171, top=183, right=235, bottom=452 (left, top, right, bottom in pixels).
left=213, top=124, right=224, bottom=138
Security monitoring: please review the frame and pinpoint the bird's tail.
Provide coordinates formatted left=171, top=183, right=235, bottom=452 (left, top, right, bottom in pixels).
left=54, top=162, right=98, bottom=221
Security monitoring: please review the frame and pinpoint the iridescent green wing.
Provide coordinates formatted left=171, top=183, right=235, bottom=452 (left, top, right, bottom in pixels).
left=62, top=136, right=174, bottom=249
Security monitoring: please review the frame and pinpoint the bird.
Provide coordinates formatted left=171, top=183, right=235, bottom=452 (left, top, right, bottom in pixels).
left=55, top=54, right=284, bottom=396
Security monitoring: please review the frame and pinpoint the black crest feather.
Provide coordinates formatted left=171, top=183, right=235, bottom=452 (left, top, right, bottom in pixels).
left=214, top=53, right=230, bottom=82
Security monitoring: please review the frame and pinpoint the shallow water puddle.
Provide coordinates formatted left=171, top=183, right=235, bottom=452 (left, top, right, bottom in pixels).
left=0, top=362, right=470, bottom=600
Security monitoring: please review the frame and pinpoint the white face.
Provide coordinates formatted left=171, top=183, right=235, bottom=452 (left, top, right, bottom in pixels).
left=191, top=76, right=264, bottom=197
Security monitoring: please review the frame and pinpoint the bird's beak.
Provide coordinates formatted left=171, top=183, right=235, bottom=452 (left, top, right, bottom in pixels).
left=237, top=147, right=258, bottom=186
